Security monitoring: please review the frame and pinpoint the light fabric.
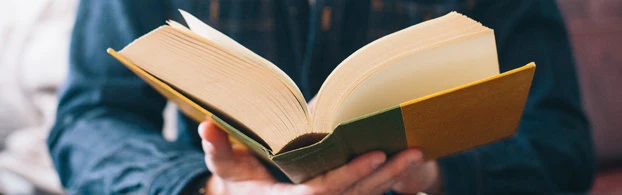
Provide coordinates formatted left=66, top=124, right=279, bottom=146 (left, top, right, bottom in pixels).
left=0, top=0, right=78, bottom=193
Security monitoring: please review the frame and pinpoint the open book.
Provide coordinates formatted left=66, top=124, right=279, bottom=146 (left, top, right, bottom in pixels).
left=108, top=10, right=535, bottom=183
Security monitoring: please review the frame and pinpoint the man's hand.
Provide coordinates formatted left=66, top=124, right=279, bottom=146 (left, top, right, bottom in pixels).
left=198, top=119, right=442, bottom=194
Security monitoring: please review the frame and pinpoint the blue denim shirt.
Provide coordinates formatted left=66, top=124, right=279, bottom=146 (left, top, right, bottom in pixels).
left=48, top=0, right=594, bottom=194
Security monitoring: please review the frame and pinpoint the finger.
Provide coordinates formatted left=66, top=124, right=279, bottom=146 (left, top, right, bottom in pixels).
left=197, top=120, right=208, bottom=140
left=202, top=128, right=232, bottom=160
left=306, top=151, right=386, bottom=193
left=200, top=119, right=232, bottom=156
left=349, top=149, right=423, bottom=194
left=199, top=119, right=235, bottom=175
left=391, top=160, right=437, bottom=193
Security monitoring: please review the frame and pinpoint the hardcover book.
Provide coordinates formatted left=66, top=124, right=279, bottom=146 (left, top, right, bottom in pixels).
left=108, top=10, right=535, bottom=183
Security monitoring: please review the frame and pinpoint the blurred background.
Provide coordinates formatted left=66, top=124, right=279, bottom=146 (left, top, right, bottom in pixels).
left=0, top=0, right=620, bottom=194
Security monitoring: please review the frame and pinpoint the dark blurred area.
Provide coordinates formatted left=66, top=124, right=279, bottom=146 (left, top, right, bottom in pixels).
left=557, top=0, right=622, bottom=193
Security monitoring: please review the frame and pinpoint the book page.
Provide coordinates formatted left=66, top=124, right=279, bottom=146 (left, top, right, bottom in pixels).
left=179, top=9, right=309, bottom=115
left=118, top=26, right=310, bottom=153
left=335, top=32, right=499, bottom=124
left=310, top=12, right=499, bottom=133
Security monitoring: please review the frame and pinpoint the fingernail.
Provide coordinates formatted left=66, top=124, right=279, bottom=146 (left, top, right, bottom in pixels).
left=371, top=156, right=386, bottom=169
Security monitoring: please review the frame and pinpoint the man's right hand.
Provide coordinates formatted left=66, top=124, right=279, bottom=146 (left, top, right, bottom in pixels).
left=198, top=119, right=424, bottom=195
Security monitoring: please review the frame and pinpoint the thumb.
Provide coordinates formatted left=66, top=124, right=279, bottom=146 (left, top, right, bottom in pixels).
left=199, top=119, right=234, bottom=175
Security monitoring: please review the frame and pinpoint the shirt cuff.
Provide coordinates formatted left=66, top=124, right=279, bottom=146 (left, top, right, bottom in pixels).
left=148, top=153, right=210, bottom=195
left=437, top=150, right=480, bottom=194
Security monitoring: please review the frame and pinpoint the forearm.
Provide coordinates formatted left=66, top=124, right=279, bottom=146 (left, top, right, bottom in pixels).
left=47, top=1, right=213, bottom=193
left=48, top=108, right=210, bottom=194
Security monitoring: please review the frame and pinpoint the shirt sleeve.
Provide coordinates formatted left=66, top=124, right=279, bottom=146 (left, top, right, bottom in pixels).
left=47, top=1, right=209, bottom=194
left=437, top=0, right=595, bottom=194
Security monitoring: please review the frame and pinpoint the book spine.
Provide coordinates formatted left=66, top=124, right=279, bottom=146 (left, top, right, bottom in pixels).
left=271, top=106, right=408, bottom=183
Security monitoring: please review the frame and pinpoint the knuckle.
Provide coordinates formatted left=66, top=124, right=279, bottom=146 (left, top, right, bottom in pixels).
left=323, top=187, right=340, bottom=195
left=349, top=169, right=367, bottom=179
left=309, top=186, right=342, bottom=195
left=348, top=184, right=372, bottom=195
left=204, top=155, right=213, bottom=168
left=392, top=168, right=405, bottom=178
left=389, top=160, right=411, bottom=177
left=305, top=189, right=325, bottom=195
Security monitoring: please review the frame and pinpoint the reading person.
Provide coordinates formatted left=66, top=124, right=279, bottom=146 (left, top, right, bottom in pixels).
left=49, top=0, right=594, bottom=194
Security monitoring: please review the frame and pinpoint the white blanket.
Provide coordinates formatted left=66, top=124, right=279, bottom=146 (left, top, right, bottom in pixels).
left=0, top=0, right=78, bottom=194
